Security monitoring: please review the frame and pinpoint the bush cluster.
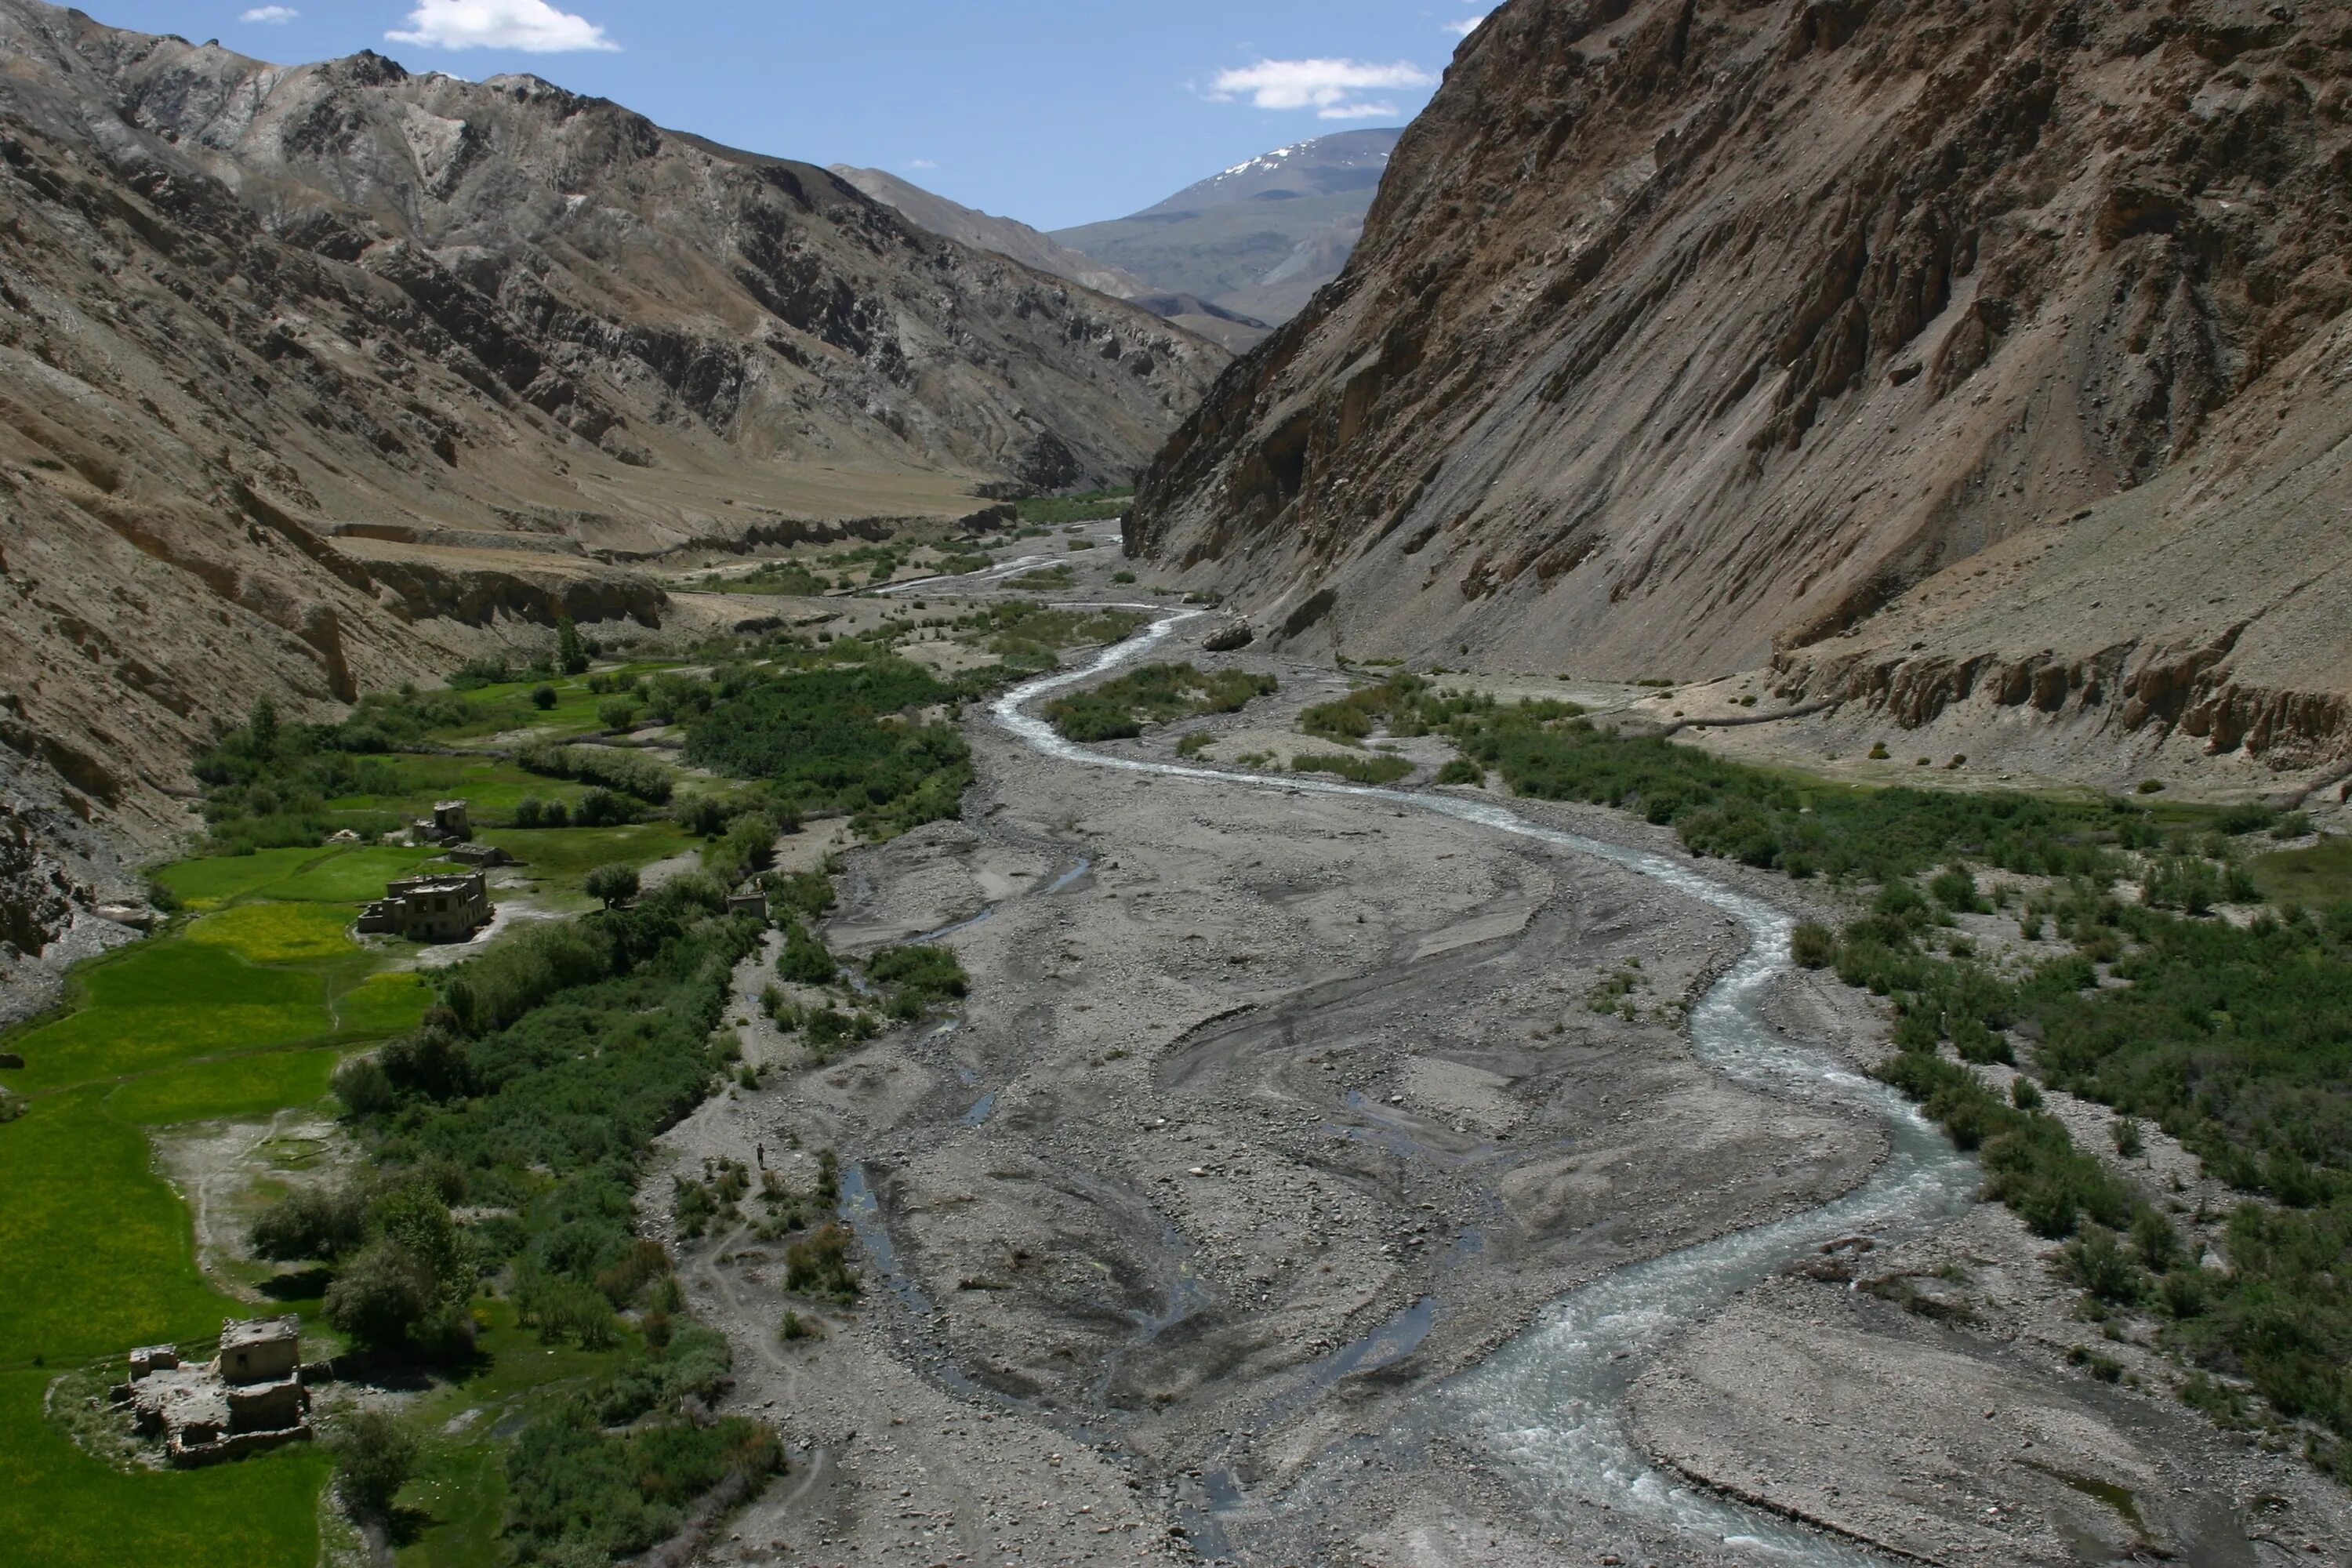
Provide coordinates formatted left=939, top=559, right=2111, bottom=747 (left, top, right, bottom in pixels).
left=683, top=651, right=975, bottom=837
left=1045, top=663, right=1276, bottom=743
left=514, top=740, right=673, bottom=804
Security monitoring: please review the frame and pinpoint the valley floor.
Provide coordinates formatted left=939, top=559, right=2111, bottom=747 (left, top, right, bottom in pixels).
left=646, top=605, right=2352, bottom=1566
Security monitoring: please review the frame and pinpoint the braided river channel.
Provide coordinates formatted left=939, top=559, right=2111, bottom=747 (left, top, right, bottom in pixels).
left=989, top=611, right=1983, bottom=1562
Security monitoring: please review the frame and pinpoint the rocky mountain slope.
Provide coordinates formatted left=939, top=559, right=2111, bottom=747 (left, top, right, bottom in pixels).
left=828, top=164, right=1272, bottom=350
left=1053, top=129, right=1399, bottom=326
left=1130, top=0, right=2352, bottom=785
left=0, top=0, right=1225, bottom=995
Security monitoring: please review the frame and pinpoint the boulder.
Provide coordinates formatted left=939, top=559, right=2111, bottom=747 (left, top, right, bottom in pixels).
left=1203, top=619, right=1255, bottom=653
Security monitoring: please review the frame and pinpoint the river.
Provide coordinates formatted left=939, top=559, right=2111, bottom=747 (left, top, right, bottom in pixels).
left=989, top=610, right=1982, bottom=1563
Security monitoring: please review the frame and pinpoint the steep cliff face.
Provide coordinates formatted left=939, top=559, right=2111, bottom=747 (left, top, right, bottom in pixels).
left=1132, top=0, right=2352, bottom=768
left=0, top=0, right=1225, bottom=990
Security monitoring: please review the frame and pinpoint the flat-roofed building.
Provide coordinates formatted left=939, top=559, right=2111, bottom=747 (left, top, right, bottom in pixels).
left=358, top=869, right=492, bottom=942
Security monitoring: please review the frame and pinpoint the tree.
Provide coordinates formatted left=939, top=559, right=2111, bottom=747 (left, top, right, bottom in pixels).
left=332, top=1056, right=397, bottom=1117
left=556, top=616, right=588, bottom=676
left=532, top=684, right=558, bottom=711
left=249, top=1184, right=369, bottom=1261
left=584, top=862, right=641, bottom=910
left=379, top=1026, right=476, bottom=1102
left=323, top=1238, right=437, bottom=1347
left=598, top=699, right=637, bottom=733
left=324, top=1406, right=420, bottom=1522
left=248, top=696, right=280, bottom=757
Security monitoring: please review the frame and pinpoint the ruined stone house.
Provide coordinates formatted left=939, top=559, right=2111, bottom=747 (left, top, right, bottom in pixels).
left=121, top=1316, right=311, bottom=1468
left=411, top=798, right=473, bottom=847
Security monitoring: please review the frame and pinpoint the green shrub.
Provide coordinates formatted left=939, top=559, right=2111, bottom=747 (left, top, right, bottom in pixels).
left=1929, top=864, right=1984, bottom=913
left=1436, top=758, right=1486, bottom=786
left=801, top=1007, right=874, bottom=1054
left=785, top=1223, right=858, bottom=1301
left=683, top=653, right=972, bottom=837
left=1790, top=921, right=1835, bottom=969
left=866, top=944, right=967, bottom=1018
left=516, top=740, right=673, bottom=804
left=503, top=1403, right=779, bottom=1564
left=778, top=924, right=836, bottom=985
left=2159, top=1269, right=2209, bottom=1319
left=1012, top=488, right=1131, bottom=524
left=1291, top=752, right=1412, bottom=785
left=2060, top=1225, right=2145, bottom=1303
left=1951, top=1015, right=2013, bottom=1065
left=323, top=1237, right=440, bottom=1348
left=532, top=685, right=558, bottom=711
left=556, top=618, right=588, bottom=676
left=252, top=1181, right=372, bottom=1261
left=324, top=1407, right=420, bottom=1523
left=1046, top=663, right=1276, bottom=742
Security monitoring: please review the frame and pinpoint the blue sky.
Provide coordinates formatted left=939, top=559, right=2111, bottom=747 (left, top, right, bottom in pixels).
left=107, top=2, right=1495, bottom=229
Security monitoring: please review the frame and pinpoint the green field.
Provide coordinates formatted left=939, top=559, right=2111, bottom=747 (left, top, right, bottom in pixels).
left=9, top=937, right=335, bottom=1091
left=0, top=1370, right=330, bottom=1568
left=321, top=751, right=601, bottom=826
left=479, top=822, right=698, bottom=906
left=0, top=852, right=437, bottom=1567
left=0, top=1089, right=247, bottom=1361
left=2252, top=837, right=2352, bottom=906
left=158, top=845, right=438, bottom=909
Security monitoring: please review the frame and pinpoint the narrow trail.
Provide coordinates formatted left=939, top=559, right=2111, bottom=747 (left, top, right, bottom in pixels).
left=983, top=611, right=1982, bottom=1563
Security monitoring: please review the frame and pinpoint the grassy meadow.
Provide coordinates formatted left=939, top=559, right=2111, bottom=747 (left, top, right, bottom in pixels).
left=0, top=866, right=437, bottom=1566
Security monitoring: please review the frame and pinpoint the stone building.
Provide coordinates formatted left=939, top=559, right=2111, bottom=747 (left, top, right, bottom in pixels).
left=411, top=799, right=473, bottom=847
left=220, top=1315, right=303, bottom=1383
left=358, top=869, right=492, bottom=942
left=121, top=1316, right=311, bottom=1468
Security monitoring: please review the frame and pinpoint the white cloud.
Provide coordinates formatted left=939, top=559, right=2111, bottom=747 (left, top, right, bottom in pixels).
left=387, top=0, right=619, bottom=53
left=239, top=5, right=298, bottom=21
left=1445, top=11, right=1494, bottom=36
left=903, top=158, right=938, bottom=171
left=1207, top=57, right=1436, bottom=120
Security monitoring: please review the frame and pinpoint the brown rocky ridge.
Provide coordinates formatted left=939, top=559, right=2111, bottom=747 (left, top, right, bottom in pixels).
left=828, top=162, right=1160, bottom=301
left=1129, top=0, right=2352, bottom=788
left=0, top=0, right=1226, bottom=1000
left=829, top=163, right=1275, bottom=351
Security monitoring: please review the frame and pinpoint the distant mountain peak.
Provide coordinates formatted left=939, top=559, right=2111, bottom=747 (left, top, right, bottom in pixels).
left=1050, top=129, right=1399, bottom=328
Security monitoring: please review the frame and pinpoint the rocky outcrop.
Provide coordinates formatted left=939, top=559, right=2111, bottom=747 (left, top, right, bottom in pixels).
left=1131, top=0, right=2352, bottom=768
left=1769, top=303, right=2352, bottom=774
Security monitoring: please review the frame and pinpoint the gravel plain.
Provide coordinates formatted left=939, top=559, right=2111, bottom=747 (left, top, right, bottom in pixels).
left=639, top=580, right=2352, bottom=1568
